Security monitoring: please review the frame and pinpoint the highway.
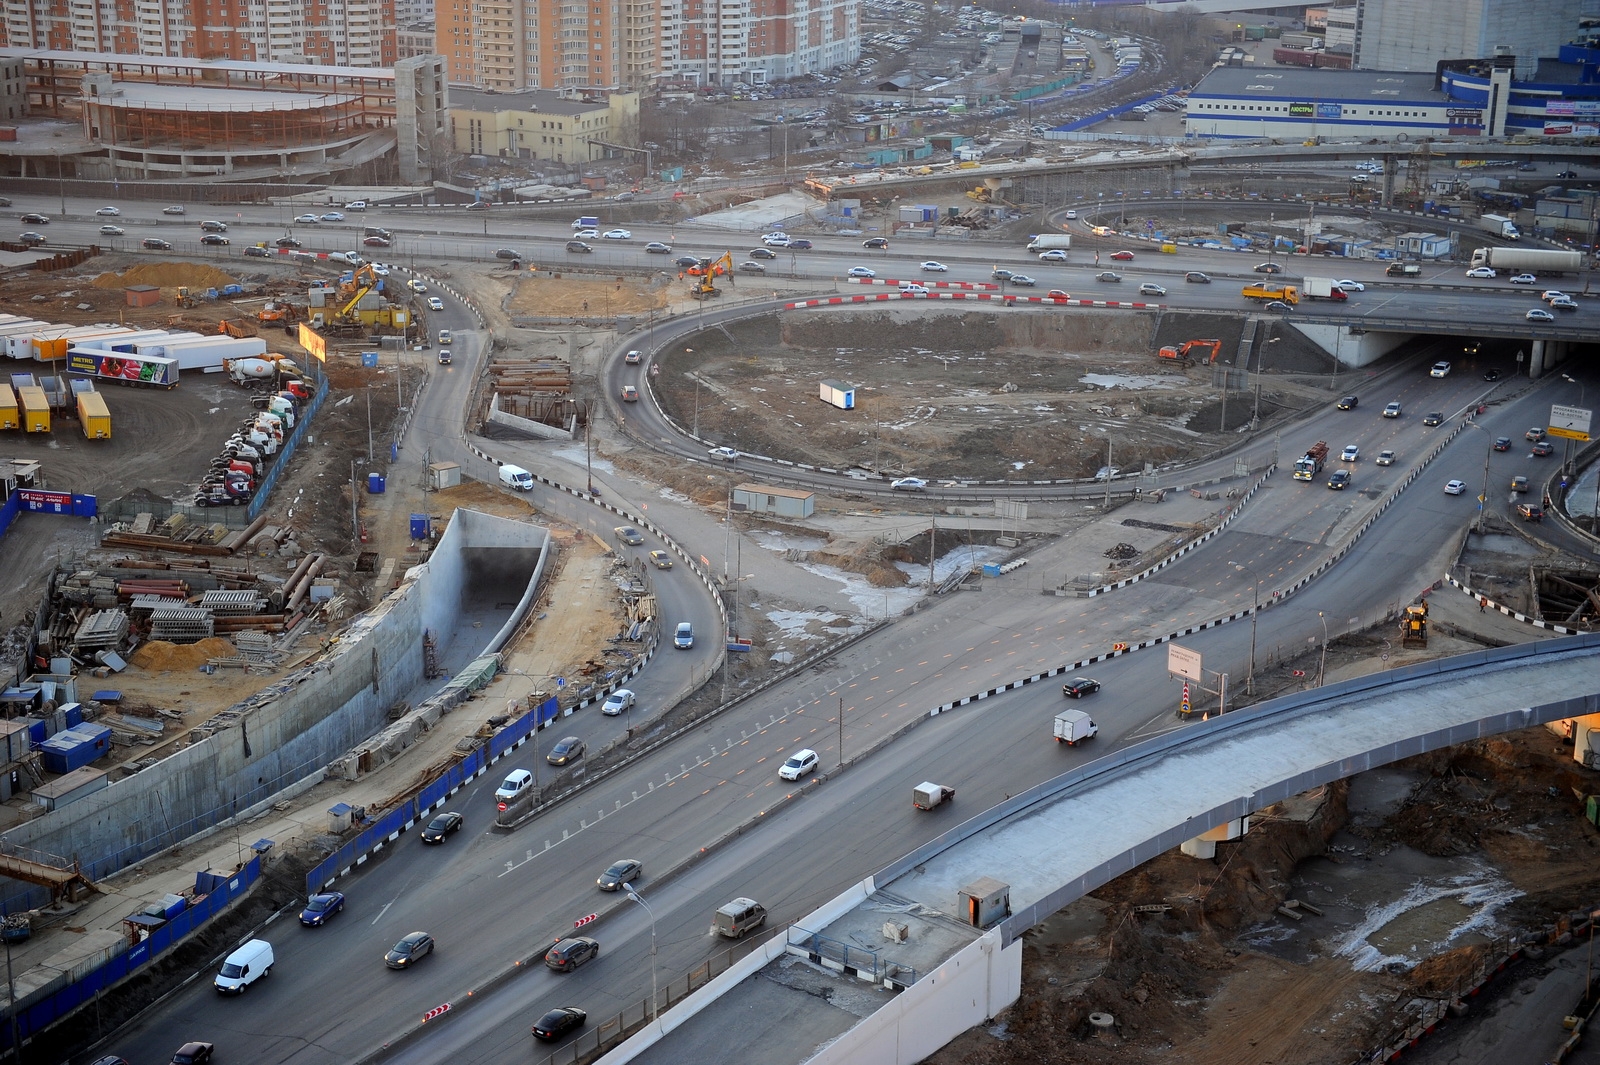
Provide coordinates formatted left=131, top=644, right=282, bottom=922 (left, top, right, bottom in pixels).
left=101, top=339, right=1592, bottom=1064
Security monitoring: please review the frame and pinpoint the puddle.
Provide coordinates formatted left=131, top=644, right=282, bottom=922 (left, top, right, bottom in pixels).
left=1080, top=372, right=1181, bottom=390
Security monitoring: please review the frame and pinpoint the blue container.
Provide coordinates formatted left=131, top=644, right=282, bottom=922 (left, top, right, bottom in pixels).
left=410, top=514, right=430, bottom=540
left=17, top=717, right=46, bottom=745
left=61, top=702, right=83, bottom=727
left=367, top=472, right=385, bottom=494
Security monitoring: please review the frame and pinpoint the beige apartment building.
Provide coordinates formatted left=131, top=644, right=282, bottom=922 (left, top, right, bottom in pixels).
left=450, top=85, right=638, bottom=162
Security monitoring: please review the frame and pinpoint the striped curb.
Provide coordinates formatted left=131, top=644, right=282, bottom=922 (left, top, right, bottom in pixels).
left=846, top=276, right=1000, bottom=290
left=1085, top=465, right=1276, bottom=597
left=1440, top=574, right=1586, bottom=635
left=785, top=292, right=1163, bottom=310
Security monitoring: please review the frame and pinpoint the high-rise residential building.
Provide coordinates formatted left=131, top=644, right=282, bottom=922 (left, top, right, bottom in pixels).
left=0, top=0, right=398, bottom=67
left=437, top=0, right=657, bottom=90
left=1350, top=0, right=1587, bottom=77
left=661, top=0, right=858, bottom=84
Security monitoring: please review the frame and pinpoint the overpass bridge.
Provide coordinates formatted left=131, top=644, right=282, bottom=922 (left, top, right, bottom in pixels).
left=603, top=632, right=1600, bottom=1065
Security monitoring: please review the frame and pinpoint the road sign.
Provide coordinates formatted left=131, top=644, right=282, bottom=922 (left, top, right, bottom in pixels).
left=1548, top=403, right=1592, bottom=443
left=1180, top=682, right=1191, bottom=715
left=1112, top=642, right=1129, bottom=653
left=574, top=912, right=599, bottom=929
left=1167, top=643, right=1202, bottom=682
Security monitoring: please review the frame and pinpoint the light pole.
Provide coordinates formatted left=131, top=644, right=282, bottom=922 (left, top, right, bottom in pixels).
left=1228, top=561, right=1261, bottom=695
left=623, top=883, right=662, bottom=1031
left=1561, top=373, right=1585, bottom=486
left=1316, top=611, right=1329, bottom=686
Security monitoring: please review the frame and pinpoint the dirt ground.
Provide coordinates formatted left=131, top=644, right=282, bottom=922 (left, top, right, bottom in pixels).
left=506, top=271, right=673, bottom=318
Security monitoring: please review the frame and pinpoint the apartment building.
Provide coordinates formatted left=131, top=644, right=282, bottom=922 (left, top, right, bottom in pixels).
left=437, top=0, right=657, bottom=90
left=661, top=0, right=859, bottom=84
left=0, top=0, right=397, bottom=67
left=450, top=85, right=638, bottom=162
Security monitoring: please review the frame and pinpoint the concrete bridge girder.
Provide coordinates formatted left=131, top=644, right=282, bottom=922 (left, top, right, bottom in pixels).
left=1284, top=322, right=1410, bottom=370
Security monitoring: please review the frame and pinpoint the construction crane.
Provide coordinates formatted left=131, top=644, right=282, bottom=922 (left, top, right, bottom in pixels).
left=689, top=252, right=734, bottom=300
left=1156, top=339, right=1222, bottom=365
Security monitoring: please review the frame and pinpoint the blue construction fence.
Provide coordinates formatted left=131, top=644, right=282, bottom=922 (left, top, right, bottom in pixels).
left=0, top=857, right=261, bottom=1053
left=305, top=692, right=556, bottom=894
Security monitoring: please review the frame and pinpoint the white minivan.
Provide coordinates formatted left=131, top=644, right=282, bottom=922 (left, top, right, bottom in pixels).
left=215, top=939, right=274, bottom=993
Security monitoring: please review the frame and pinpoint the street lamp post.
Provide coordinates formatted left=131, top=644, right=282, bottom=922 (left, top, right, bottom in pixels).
left=623, top=883, right=662, bottom=1031
left=1228, top=561, right=1261, bottom=696
left=1561, top=373, right=1585, bottom=488
left=1317, top=611, right=1329, bottom=686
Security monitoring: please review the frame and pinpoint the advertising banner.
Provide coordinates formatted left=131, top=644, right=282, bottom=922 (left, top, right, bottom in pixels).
left=64, top=350, right=178, bottom=387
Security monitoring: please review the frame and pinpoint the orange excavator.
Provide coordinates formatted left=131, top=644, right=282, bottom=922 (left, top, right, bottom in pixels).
left=1157, top=338, right=1222, bottom=365
left=689, top=252, right=734, bottom=300
left=258, top=301, right=301, bottom=323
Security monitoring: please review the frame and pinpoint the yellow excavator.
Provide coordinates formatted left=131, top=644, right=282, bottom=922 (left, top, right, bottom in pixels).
left=335, top=264, right=380, bottom=322
left=689, top=252, right=734, bottom=300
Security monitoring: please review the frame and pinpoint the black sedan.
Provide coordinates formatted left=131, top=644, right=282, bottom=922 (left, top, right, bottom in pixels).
left=19, top=212, right=49, bottom=224
left=544, top=936, right=600, bottom=972
left=420, top=811, right=463, bottom=843
left=385, top=931, right=434, bottom=969
left=747, top=247, right=778, bottom=259
left=1062, top=677, right=1101, bottom=698
left=673, top=255, right=701, bottom=268
left=546, top=736, right=585, bottom=766
left=596, top=858, right=642, bottom=891
left=1336, top=396, right=1359, bottom=410
left=1483, top=368, right=1502, bottom=381
left=274, top=236, right=302, bottom=248
left=299, top=891, right=346, bottom=926
left=170, top=1043, right=213, bottom=1065
left=862, top=237, right=890, bottom=249
left=533, top=1006, right=588, bottom=1041
left=1492, top=437, right=1511, bottom=451
left=1422, top=412, right=1444, bottom=427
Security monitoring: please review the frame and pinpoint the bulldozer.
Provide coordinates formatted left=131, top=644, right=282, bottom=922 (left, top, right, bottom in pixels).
left=1400, top=600, right=1429, bottom=648
left=689, top=252, right=734, bottom=300
left=175, top=285, right=200, bottom=309
left=1157, top=338, right=1222, bottom=365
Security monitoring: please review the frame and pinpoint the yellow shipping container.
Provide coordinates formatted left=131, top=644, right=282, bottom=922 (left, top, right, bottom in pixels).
left=77, top=391, right=111, bottom=440
left=15, top=386, right=50, bottom=432
left=1160, top=243, right=1178, bottom=254
left=0, top=383, right=16, bottom=430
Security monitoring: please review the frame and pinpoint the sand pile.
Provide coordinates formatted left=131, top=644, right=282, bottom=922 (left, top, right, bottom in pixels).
left=129, top=637, right=238, bottom=671
left=92, top=263, right=239, bottom=291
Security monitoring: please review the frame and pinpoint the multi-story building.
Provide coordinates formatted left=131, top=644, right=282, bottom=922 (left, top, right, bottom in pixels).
left=436, top=0, right=657, bottom=91
left=398, top=23, right=439, bottom=61
left=1, top=0, right=398, bottom=67
left=1350, top=0, right=1587, bottom=77
left=450, top=85, right=638, bottom=162
left=660, top=0, right=858, bottom=84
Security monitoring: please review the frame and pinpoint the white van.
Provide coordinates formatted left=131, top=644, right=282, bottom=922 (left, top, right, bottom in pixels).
left=215, top=939, right=274, bottom=993
left=498, top=464, right=533, bottom=491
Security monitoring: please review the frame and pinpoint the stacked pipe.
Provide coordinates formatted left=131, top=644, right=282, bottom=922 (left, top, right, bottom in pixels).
left=284, top=553, right=326, bottom=615
left=116, top=578, right=190, bottom=601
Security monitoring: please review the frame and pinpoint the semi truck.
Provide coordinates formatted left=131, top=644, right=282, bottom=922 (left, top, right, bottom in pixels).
left=1026, top=234, right=1072, bottom=251
left=1469, top=247, right=1583, bottom=275
left=64, top=350, right=180, bottom=388
left=1480, top=214, right=1520, bottom=240
left=1242, top=283, right=1299, bottom=304
left=1301, top=277, right=1349, bottom=301
left=1293, top=441, right=1330, bottom=481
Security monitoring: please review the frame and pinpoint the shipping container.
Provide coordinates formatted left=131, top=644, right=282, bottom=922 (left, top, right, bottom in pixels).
left=16, top=385, right=50, bottom=432
left=133, top=335, right=267, bottom=372
left=77, top=390, right=111, bottom=439
left=0, top=383, right=16, bottom=430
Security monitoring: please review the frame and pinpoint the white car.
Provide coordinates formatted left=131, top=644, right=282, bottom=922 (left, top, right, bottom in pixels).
left=1465, top=267, right=1497, bottom=279
left=294, top=213, right=321, bottom=224
left=427, top=297, right=444, bottom=311
left=495, top=769, right=534, bottom=801
left=1526, top=308, right=1555, bottom=322
left=778, top=748, right=819, bottom=781
left=1509, top=273, right=1537, bottom=285
left=1334, top=279, right=1364, bottom=292
left=601, top=689, right=636, bottom=716
left=890, top=477, right=927, bottom=491
left=708, top=446, right=739, bottom=460
left=1038, top=249, right=1069, bottom=262
left=574, top=228, right=600, bottom=239
left=1064, top=209, right=1078, bottom=219
left=321, top=211, right=345, bottom=222
left=1550, top=296, right=1578, bottom=311
left=847, top=266, right=876, bottom=278
left=601, top=229, right=632, bottom=240
left=1376, top=450, right=1396, bottom=466
left=1138, top=282, right=1167, bottom=297
left=1340, top=445, right=1359, bottom=462
left=1540, top=290, right=1568, bottom=304
left=919, top=260, right=948, bottom=272
left=370, top=263, right=391, bottom=276
left=1444, top=479, right=1467, bottom=495
left=99, top=224, right=125, bottom=235
left=1383, top=402, right=1402, bottom=418
left=1429, top=361, right=1451, bottom=378
left=407, top=279, right=428, bottom=293
left=899, top=283, right=929, bottom=295
left=347, top=200, right=368, bottom=210
left=95, top=206, right=121, bottom=216
left=761, top=233, right=791, bottom=247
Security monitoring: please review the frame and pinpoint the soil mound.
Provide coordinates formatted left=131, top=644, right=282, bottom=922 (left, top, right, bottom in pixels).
left=92, top=263, right=239, bottom=291
left=129, top=637, right=239, bottom=671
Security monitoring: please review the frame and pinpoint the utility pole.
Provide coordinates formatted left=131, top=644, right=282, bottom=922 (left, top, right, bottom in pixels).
left=927, top=521, right=935, bottom=594
left=1103, top=439, right=1114, bottom=509
left=837, top=696, right=844, bottom=767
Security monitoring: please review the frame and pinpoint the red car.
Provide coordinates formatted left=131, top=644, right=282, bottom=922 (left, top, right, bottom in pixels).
left=1110, top=250, right=1135, bottom=261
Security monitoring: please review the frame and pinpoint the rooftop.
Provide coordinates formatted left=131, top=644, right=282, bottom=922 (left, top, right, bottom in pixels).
left=1192, top=66, right=1448, bottom=103
left=449, top=86, right=612, bottom=116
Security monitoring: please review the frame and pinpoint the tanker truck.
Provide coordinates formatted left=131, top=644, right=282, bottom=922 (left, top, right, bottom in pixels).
left=1469, top=247, right=1582, bottom=275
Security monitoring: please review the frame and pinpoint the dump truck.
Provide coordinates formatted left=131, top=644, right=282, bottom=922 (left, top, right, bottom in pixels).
left=1302, top=277, right=1349, bottom=301
left=913, top=782, right=956, bottom=810
left=1242, top=282, right=1299, bottom=304
left=1400, top=600, right=1429, bottom=647
left=1293, top=441, right=1330, bottom=481
left=1157, top=338, right=1221, bottom=364
left=1053, top=708, right=1099, bottom=746
left=1468, top=247, right=1582, bottom=275
left=77, top=390, right=111, bottom=440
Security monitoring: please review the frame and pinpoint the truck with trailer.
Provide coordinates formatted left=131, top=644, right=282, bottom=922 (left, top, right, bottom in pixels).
left=1026, top=234, right=1073, bottom=251
left=913, top=782, right=956, bottom=810
left=1301, top=277, right=1349, bottom=301
left=1469, top=247, right=1582, bottom=275
left=1242, top=283, right=1300, bottom=304
left=1480, top=214, right=1520, bottom=240
left=1053, top=708, right=1099, bottom=746
left=64, top=350, right=180, bottom=388
left=1293, top=441, right=1330, bottom=481
left=77, top=390, right=111, bottom=439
